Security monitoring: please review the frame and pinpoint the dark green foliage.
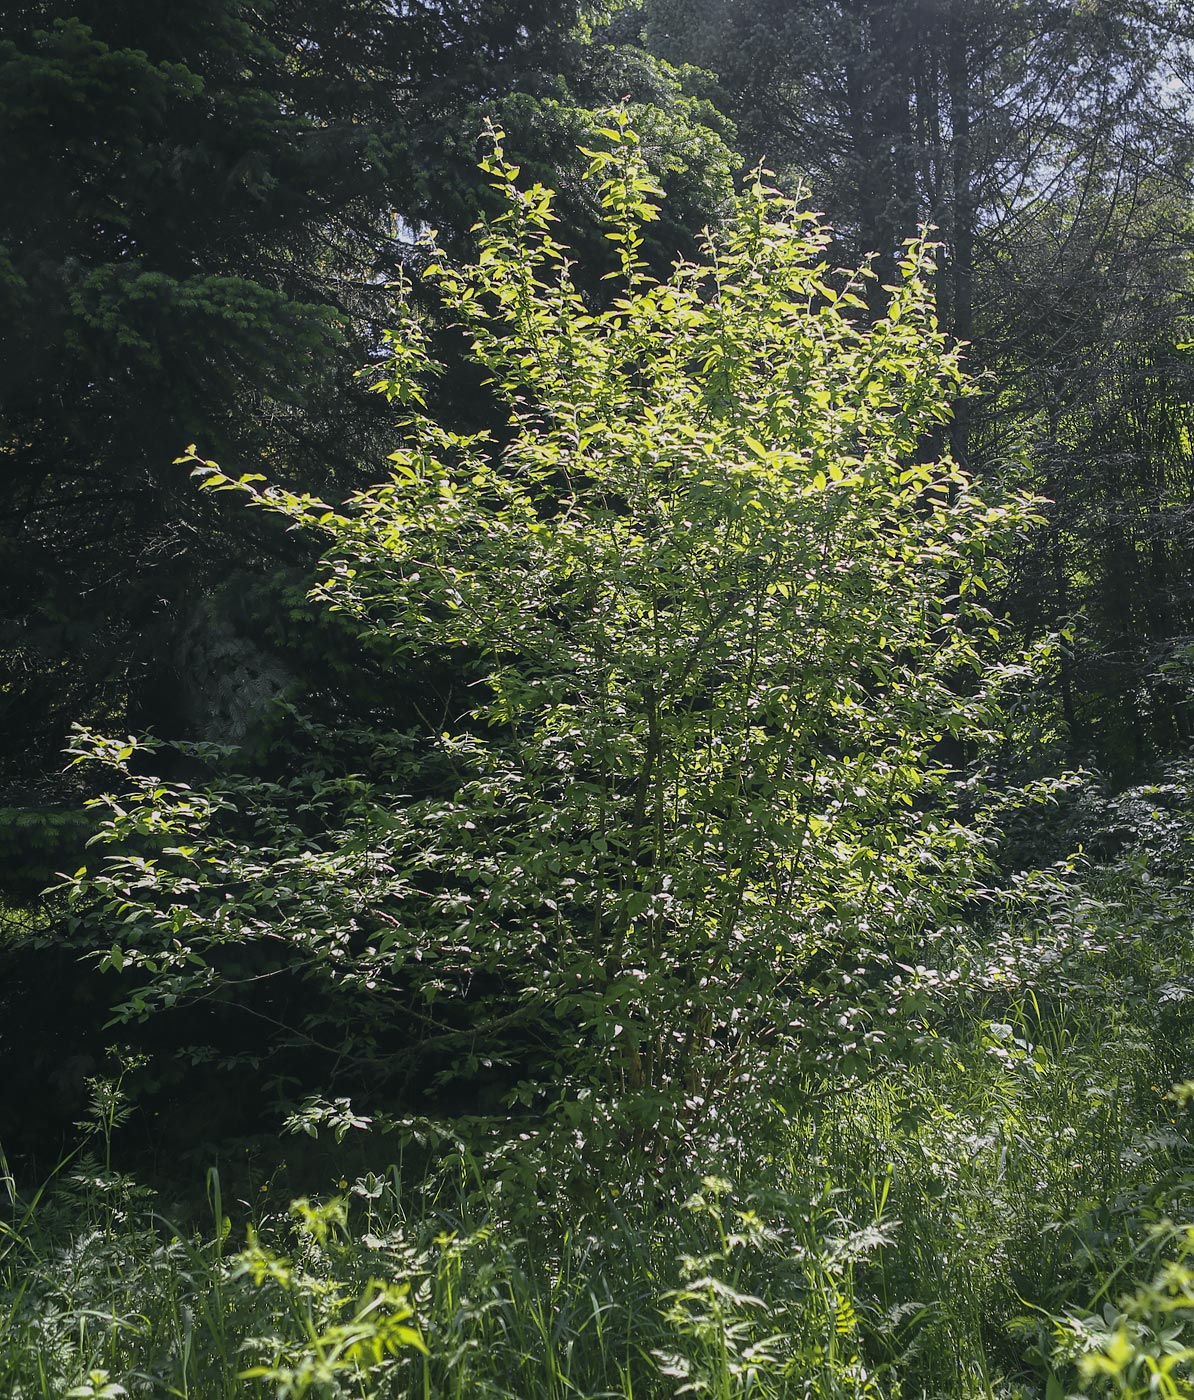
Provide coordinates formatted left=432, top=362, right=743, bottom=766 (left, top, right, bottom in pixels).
left=0, top=6, right=741, bottom=884
left=1001, top=341, right=1194, bottom=771
left=0, top=1, right=736, bottom=829
left=0, top=807, right=96, bottom=895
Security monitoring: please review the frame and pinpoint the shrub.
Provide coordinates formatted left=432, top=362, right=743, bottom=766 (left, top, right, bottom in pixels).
left=68, top=112, right=1040, bottom=1162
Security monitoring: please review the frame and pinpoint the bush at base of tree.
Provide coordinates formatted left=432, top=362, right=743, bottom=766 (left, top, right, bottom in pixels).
left=66, top=113, right=1044, bottom=1167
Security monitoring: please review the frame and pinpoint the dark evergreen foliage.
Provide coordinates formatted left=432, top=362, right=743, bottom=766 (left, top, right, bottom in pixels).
left=0, top=0, right=587, bottom=812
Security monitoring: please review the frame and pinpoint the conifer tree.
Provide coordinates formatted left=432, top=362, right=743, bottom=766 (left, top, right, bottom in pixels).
left=0, top=1, right=734, bottom=843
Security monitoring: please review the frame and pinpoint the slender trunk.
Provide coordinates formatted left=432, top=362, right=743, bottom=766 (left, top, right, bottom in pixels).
left=945, top=0, right=974, bottom=468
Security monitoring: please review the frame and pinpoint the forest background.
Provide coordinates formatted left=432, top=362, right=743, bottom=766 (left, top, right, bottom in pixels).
left=6, top=2, right=1194, bottom=1398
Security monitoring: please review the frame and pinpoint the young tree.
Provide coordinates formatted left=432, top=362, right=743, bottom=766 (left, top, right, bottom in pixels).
left=68, top=118, right=1039, bottom=1160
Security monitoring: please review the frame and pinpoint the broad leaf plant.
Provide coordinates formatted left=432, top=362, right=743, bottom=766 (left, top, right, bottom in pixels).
left=68, top=113, right=1041, bottom=1161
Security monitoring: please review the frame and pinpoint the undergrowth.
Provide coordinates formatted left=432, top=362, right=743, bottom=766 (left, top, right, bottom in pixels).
left=4, top=802, right=1193, bottom=1399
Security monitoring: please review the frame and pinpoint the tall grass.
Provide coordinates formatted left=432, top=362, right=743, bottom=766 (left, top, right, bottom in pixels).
left=3, top=1005, right=1189, bottom=1398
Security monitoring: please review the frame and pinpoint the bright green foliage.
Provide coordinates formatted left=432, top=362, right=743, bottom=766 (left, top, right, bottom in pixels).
left=70, top=116, right=1039, bottom=1152
left=4, top=898, right=1193, bottom=1400
left=479, top=39, right=739, bottom=283
left=635, top=0, right=1194, bottom=770
left=1038, top=1220, right=1194, bottom=1400
left=234, top=1198, right=426, bottom=1399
